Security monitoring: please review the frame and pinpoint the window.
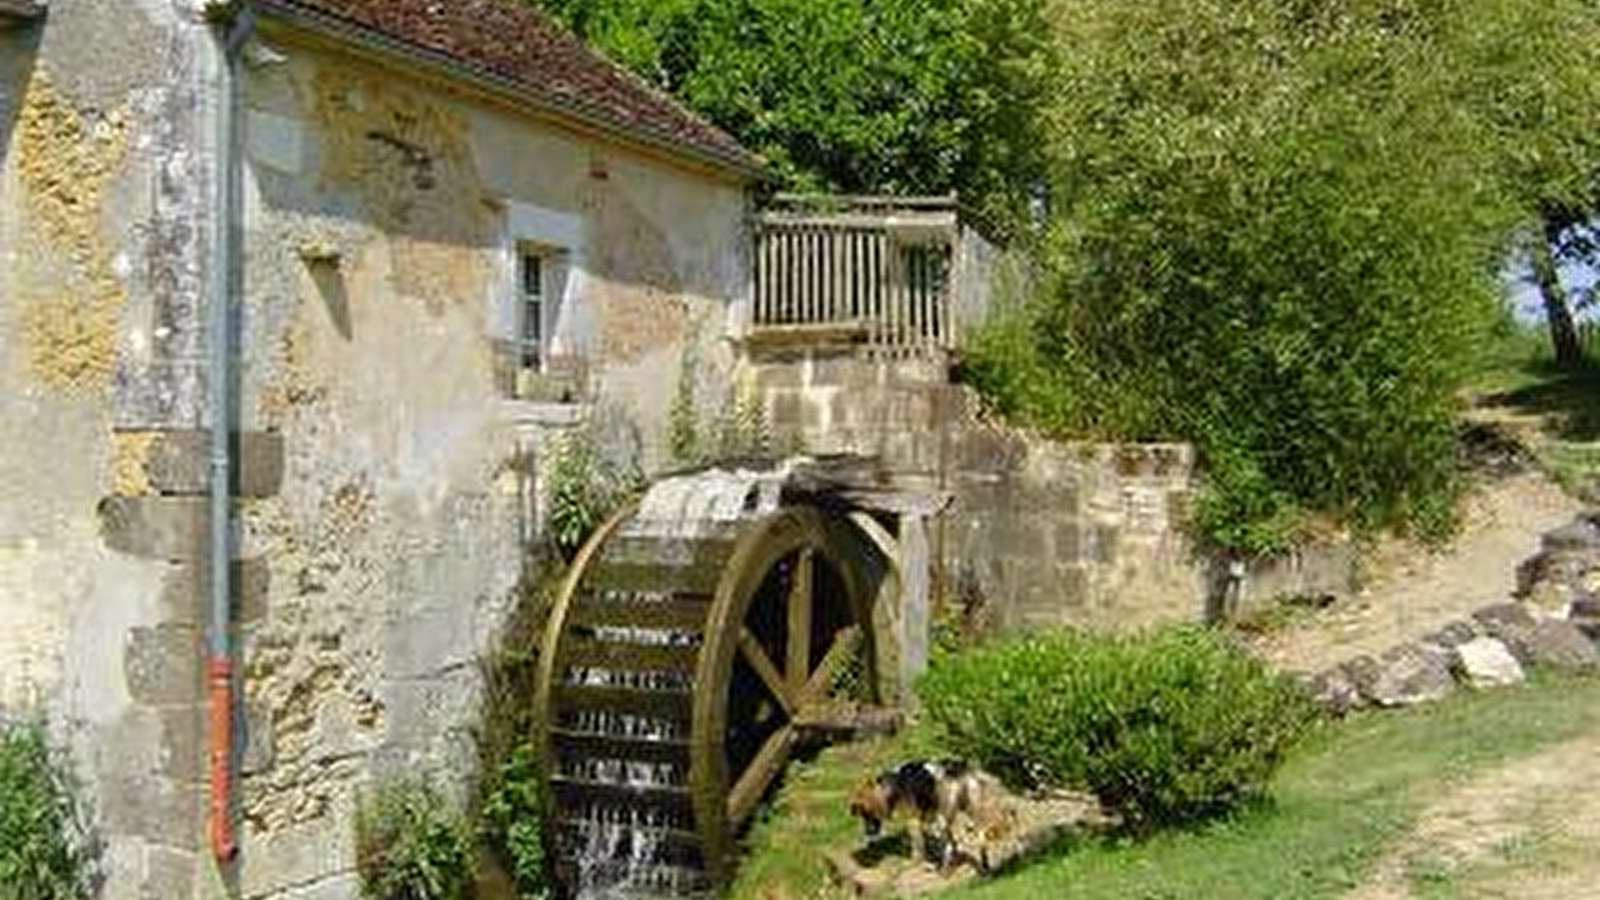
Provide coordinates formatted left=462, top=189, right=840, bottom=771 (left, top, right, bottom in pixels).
left=501, top=243, right=574, bottom=401
left=518, top=250, right=549, bottom=371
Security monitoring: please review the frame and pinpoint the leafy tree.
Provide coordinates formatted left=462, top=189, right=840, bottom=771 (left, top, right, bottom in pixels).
left=965, top=0, right=1590, bottom=552
left=531, top=0, right=1052, bottom=238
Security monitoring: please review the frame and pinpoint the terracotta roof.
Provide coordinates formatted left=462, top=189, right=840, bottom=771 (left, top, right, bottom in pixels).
left=252, top=0, right=764, bottom=180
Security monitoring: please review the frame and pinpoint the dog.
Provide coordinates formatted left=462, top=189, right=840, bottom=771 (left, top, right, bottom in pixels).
left=847, top=760, right=1010, bottom=870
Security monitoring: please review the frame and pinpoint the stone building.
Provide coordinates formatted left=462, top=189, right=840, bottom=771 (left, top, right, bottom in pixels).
left=2, top=1, right=760, bottom=897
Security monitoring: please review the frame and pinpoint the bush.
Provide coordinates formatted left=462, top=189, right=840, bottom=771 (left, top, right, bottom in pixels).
left=917, top=627, right=1315, bottom=830
left=0, top=719, right=99, bottom=900
left=478, top=744, right=553, bottom=900
left=355, top=779, right=475, bottom=900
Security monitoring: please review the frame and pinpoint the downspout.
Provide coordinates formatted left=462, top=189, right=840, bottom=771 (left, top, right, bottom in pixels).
left=206, top=0, right=254, bottom=865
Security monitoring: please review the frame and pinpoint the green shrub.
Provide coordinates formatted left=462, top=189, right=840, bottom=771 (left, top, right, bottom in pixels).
left=479, top=744, right=553, bottom=900
left=355, top=779, right=475, bottom=900
left=0, top=720, right=98, bottom=900
left=917, top=627, right=1315, bottom=830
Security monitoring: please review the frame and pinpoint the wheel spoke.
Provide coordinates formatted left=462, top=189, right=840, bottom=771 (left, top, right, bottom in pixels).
left=801, top=625, right=863, bottom=707
left=787, top=548, right=814, bottom=694
left=739, top=627, right=795, bottom=715
left=725, top=723, right=796, bottom=823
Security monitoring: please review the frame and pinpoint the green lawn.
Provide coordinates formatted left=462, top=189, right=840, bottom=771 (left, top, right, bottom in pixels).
left=731, top=674, right=1600, bottom=900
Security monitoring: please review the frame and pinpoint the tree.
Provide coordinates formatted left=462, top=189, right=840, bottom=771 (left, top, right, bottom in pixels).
left=966, top=0, right=1600, bottom=552
left=531, top=0, right=1052, bottom=239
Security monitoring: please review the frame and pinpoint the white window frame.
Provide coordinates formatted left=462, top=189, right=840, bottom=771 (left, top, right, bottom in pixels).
left=492, top=201, right=588, bottom=407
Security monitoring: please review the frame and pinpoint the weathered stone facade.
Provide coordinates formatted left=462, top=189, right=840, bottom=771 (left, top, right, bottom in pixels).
left=1, top=3, right=752, bottom=899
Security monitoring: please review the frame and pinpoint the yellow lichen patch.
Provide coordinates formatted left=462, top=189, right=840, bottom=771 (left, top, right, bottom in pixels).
left=110, top=431, right=160, bottom=497
left=21, top=285, right=126, bottom=390
left=15, top=71, right=132, bottom=392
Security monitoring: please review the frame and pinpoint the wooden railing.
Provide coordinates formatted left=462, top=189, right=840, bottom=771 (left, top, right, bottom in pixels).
left=753, top=197, right=962, bottom=356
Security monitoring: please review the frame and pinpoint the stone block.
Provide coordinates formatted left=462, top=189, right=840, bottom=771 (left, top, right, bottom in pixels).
left=102, top=777, right=203, bottom=851
left=752, top=363, right=802, bottom=391
left=156, top=705, right=205, bottom=783
left=1306, top=666, right=1364, bottom=716
left=1090, top=524, right=1119, bottom=565
left=1451, top=637, right=1525, bottom=689
left=1056, top=522, right=1086, bottom=561
left=768, top=390, right=804, bottom=430
left=1421, top=619, right=1480, bottom=650
left=279, top=872, right=362, bottom=900
left=143, top=846, right=198, bottom=900
left=957, top=429, right=1026, bottom=475
left=1472, top=602, right=1537, bottom=632
left=1526, top=619, right=1600, bottom=671
left=1542, top=516, right=1600, bottom=553
left=100, top=496, right=207, bottom=560
left=157, top=559, right=271, bottom=626
left=239, top=799, right=356, bottom=900
left=1349, top=643, right=1454, bottom=708
left=382, top=669, right=481, bottom=757
left=241, top=697, right=275, bottom=776
left=125, top=623, right=201, bottom=706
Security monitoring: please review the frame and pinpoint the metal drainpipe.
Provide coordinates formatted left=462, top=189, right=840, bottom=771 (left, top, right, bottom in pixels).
left=207, top=0, right=254, bottom=865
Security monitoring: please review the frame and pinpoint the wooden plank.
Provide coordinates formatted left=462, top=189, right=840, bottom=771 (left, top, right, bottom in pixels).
left=787, top=549, right=813, bottom=694
left=560, top=638, right=700, bottom=672
left=738, top=628, right=795, bottom=715
left=585, top=558, right=725, bottom=594
left=551, top=729, right=690, bottom=765
left=556, top=684, right=693, bottom=721
left=568, top=595, right=711, bottom=632
left=548, top=777, right=694, bottom=815
left=726, top=724, right=797, bottom=824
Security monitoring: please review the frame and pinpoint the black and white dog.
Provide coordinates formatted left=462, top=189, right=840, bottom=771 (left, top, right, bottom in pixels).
left=848, top=760, right=1008, bottom=870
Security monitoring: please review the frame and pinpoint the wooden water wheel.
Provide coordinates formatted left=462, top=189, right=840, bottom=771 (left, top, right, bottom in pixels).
left=533, top=485, right=882, bottom=895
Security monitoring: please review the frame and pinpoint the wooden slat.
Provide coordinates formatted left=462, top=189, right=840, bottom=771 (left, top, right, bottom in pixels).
left=556, top=684, right=693, bottom=721
left=585, top=560, right=725, bottom=595
left=551, top=729, right=691, bottom=764
left=802, top=625, right=863, bottom=705
left=569, top=595, right=711, bottom=632
left=549, top=777, right=693, bottom=814
left=726, top=724, right=797, bottom=824
left=560, top=638, right=700, bottom=672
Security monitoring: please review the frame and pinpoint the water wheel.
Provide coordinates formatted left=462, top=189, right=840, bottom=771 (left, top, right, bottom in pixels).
left=533, top=475, right=881, bottom=897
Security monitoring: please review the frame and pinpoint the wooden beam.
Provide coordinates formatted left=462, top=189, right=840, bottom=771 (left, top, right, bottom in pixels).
left=801, top=625, right=863, bottom=705
left=726, top=724, right=797, bottom=824
left=787, top=549, right=813, bottom=695
left=739, top=628, right=795, bottom=716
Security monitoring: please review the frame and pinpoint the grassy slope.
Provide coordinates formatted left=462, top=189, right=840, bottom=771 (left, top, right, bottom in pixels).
left=731, top=674, right=1600, bottom=900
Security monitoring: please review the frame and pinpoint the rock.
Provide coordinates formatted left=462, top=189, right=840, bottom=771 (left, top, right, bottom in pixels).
left=1527, top=619, right=1600, bottom=671
left=1450, top=637, right=1525, bottom=689
left=1473, top=602, right=1537, bottom=631
left=1350, top=643, right=1455, bottom=708
left=1543, top=517, right=1600, bottom=553
left=1525, top=578, right=1578, bottom=619
left=1305, top=666, right=1364, bottom=716
left=1569, top=596, right=1600, bottom=621
left=1421, top=619, right=1479, bottom=650
left=1516, top=551, right=1592, bottom=597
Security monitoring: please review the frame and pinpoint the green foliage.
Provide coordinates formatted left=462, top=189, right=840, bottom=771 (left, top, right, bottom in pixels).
left=545, top=427, right=637, bottom=560
left=478, top=744, right=552, bottom=900
left=355, top=779, right=475, bottom=900
left=0, top=720, right=98, bottom=900
left=667, top=346, right=700, bottom=467
left=963, top=0, right=1600, bottom=553
left=531, top=0, right=1053, bottom=238
left=918, top=627, right=1315, bottom=830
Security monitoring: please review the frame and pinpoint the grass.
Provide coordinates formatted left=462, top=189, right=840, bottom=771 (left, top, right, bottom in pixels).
left=730, top=673, right=1600, bottom=900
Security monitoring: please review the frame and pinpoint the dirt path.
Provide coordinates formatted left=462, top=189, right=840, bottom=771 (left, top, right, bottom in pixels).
left=1343, top=729, right=1600, bottom=900
left=1256, top=471, right=1582, bottom=674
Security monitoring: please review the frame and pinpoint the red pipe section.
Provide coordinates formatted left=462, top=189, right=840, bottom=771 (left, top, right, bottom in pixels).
left=208, top=655, right=237, bottom=861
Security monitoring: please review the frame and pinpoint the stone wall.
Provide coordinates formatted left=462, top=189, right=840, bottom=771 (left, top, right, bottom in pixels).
left=748, top=344, right=1212, bottom=633
left=946, top=429, right=1202, bottom=632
